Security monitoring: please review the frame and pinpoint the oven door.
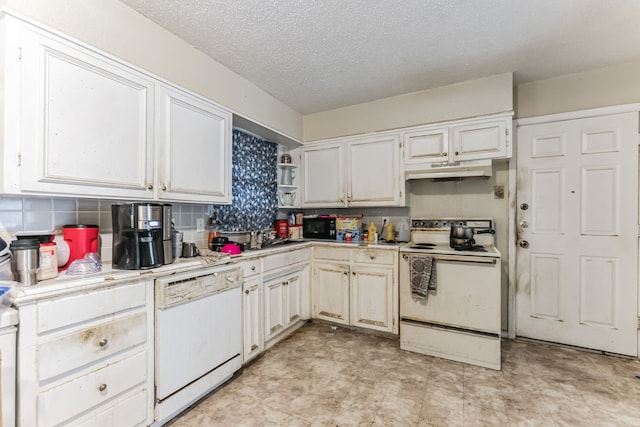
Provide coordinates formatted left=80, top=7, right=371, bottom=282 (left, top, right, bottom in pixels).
left=399, top=253, right=500, bottom=334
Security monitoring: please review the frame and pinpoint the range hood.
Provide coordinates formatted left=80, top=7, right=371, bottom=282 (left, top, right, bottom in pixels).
left=405, top=159, right=493, bottom=180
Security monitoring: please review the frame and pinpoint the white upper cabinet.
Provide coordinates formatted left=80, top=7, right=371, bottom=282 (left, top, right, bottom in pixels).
left=156, top=85, right=231, bottom=204
left=404, top=113, right=513, bottom=166
left=348, top=135, right=402, bottom=206
left=1, top=15, right=232, bottom=204
left=301, top=142, right=345, bottom=207
left=301, top=134, right=404, bottom=208
left=11, top=17, right=155, bottom=199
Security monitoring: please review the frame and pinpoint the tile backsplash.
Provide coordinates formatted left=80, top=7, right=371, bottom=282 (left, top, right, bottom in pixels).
left=0, top=197, right=211, bottom=262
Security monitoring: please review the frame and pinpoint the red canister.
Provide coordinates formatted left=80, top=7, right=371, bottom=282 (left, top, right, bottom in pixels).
left=62, top=224, right=99, bottom=269
left=275, top=220, right=289, bottom=239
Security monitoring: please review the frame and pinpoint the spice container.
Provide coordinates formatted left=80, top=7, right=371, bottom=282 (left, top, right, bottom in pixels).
left=38, top=242, right=58, bottom=280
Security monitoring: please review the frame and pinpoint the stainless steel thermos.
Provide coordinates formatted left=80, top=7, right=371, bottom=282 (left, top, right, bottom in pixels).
left=10, top=238, right=40, bottom=286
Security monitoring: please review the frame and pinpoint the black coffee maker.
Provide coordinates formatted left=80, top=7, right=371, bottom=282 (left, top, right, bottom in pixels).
left=112, top=203, right=164, bottom=269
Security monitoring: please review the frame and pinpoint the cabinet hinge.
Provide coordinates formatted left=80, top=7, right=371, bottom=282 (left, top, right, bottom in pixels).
left=17, top=46, right=22, bottom=62
left=17, top=153, right=21, bottom=167
left=506, top=128, right=509, bottom=137
left=637, top=316, right=640, bottom=330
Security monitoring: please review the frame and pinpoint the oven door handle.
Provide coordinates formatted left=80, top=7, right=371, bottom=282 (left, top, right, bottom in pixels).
left=402, top=254, right=497, bottom=265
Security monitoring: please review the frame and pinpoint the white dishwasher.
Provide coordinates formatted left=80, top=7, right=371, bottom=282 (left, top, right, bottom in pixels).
left=154, top=264, right=243, bottom=425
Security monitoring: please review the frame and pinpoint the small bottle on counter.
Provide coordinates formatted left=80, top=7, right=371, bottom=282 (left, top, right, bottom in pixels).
left=207, top=217, right=220, bottom=248
left=367, top=222, right=377, bottom=243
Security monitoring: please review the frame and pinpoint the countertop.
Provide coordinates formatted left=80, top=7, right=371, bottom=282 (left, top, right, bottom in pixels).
left=12, top=239, right=403, bottom=302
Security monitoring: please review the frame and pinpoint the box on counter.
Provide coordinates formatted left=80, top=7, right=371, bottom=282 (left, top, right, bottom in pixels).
left=336, top=216, right=362, bottom=231
left=337, top=229, right=361, bottom=242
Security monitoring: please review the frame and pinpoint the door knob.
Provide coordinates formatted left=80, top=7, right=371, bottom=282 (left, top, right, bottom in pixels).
left=519, top=240, right=529, bottom=248
left=519, top=221, right=529, bottom=228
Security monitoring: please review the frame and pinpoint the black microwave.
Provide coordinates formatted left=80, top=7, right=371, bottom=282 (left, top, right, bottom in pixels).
left=303, top=217, right=336, bottom=239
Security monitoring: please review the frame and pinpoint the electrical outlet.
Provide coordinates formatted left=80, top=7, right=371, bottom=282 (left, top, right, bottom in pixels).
left=196, top=218, right=205, bottom=232
left=382, top=217, right=389, bottom=227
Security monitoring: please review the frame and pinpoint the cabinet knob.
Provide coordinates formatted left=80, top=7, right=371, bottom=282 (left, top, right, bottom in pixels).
left=99, top=338, right=108, bottom=348
left=147, top=184, right=153, bottom=190
left=162, top=185, right=167, bottom=191
left=251, top=266, right=256, bottom=271
left=370, top=256, right=375, bottom=260
left=352, top=271, right=356, bottom=276
left=454, top=151, right=459, bottom=156
left=98, top=384, right=107, bottom=392
left=245, top=289, right=250, bottom=294
left=343, top=271, right=348, bottom=275
left=443, top=152, right=447, bottom=157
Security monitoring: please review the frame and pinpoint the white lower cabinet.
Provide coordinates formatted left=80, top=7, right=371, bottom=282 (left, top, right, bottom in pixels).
left=312, top=245, right=398, bottom=334
left=262, top=247, right=310, bottom=346
left=15, top=278, right=155, bottom=426
left=264, top=265, right=307, bottom=343
left=240, top=259, right=264, bottom=363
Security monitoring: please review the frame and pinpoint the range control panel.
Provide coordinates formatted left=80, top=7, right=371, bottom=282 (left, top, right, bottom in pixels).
left=411, top=218, right=493, bottom=230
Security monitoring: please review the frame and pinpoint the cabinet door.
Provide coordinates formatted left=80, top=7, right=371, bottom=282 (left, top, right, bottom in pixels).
left=451, top=118, right=509, bottom=161
left=284, top=273, right=301, bottom=327
left=301, top=143, right=345, bottom=207
left=403, top=127, right=449, bottom=165
left=348, top=135, right=403, bottom=206
left=350, top=265, right=394, bottom=333
left=264, top=278, right=285, bottom=341
left=18, top=21, right=155, bottom=199
left=312, top=263, right=350, bottom=325
left=243, top=276, right=263, bottom=363
left=156, top=84, right=232, bottom=203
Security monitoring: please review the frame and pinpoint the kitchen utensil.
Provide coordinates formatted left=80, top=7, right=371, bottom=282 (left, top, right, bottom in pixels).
left=10, top=238, right=40, bottom=286
left=15, top=231, right=55, bottom=244
left=171, top=229, right=183, bottom=260
left=280, top=168, right=295, bottom=185
left=182, top=242, right=200, bottom=258
left=221, top=243, right=241, bottom=255
left=62, top=224, right=99, bottom=269
left=278, top=191, right=296, bottom=206
left=449, top=225, right=494, bottom=250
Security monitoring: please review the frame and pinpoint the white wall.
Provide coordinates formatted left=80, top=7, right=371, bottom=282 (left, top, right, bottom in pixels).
left=2, top=0, right=303, bottom=140
left=303, top=73, right=513, bottom=142
left=516, top=59, right=640, bottom=118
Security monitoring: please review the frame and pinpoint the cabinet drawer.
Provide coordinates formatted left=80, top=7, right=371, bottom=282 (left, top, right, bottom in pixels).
left=38, top=312, right=147, bottom=382
left=38, top=351, right=147, bottom=426
left=240, top=259, right=262, bottom=277
left=313, top=246, right=350, bottom=261
left=263, top=248, right=310, bottom=272
left=352, top=249, right=396, bottom=265
left=76, top=389, right=147, bottom=427
left=37, top=280, right=147, bottom=333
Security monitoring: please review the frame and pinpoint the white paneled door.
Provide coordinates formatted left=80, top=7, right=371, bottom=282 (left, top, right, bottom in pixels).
left=516, top=111, right=638, bottom=356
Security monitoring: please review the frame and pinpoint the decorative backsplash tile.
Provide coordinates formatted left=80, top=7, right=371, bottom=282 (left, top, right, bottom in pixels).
left=212, top=130, right=278, bottom=231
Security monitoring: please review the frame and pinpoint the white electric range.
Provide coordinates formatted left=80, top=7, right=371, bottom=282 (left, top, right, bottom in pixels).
left=399, top=218, right=502, bottom=370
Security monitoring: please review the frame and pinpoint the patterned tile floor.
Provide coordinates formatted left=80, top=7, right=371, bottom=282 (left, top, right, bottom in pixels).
left=169, top=322, right=640, bottom=426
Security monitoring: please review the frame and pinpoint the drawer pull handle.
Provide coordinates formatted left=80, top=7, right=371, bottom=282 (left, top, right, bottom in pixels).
left=98, top=384, right=107, bottom=392
left=99, top=338, right=108, bottom=348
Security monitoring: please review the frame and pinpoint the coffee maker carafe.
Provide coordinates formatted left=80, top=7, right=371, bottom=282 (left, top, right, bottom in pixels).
left=112, top=203, right=164, bottom=270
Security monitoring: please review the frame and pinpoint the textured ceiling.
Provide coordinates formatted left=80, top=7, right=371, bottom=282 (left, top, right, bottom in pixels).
left=119, top=0, right=640, bottom=114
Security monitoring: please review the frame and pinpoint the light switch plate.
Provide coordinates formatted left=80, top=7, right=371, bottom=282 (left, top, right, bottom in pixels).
left=196, top=218, right=205, bottom=232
